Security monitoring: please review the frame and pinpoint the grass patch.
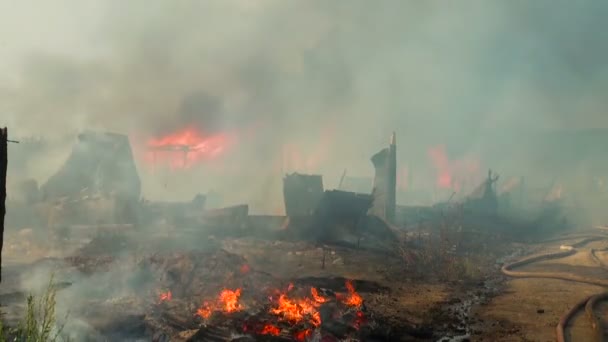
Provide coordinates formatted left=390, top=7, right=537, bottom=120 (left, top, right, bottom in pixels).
left=0, top=274, right=68, bottom=342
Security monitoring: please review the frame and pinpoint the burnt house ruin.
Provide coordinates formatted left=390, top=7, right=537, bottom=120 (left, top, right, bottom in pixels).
left=41, top=131, right=141, bottom=201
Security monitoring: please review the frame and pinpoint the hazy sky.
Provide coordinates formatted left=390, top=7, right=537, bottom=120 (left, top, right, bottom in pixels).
left=2, top=0, right=608, bottom=210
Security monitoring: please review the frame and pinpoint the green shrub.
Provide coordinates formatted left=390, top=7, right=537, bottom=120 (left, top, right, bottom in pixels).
left=0, top=274, right=68, bottom=342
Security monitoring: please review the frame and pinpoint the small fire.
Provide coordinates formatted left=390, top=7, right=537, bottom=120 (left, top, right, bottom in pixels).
left=196, top=288, right=244, bottom=319
left=342, top=280, right=363, bottom=308
left=159, top=290, right=172, bottom=302
left=310, top=288, right=327, bottom=303
left=270, top=292, right=322, bottom=327
left=220, top=288, right=243, bottom=312
left=259, top=324, right=281, bottom=336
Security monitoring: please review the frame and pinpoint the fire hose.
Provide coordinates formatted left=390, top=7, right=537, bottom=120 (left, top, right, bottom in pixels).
left=500, top=234, right=608, bottom=342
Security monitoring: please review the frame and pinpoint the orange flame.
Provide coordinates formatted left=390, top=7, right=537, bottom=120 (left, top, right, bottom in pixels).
left=196, top=303, right=213, bottom=319
left=219, top=288, right=243, bottom=313
left=342, top=280, right=363, bottom=308
left=260, top=324, right=281, bottom=336
left=146, top=126, right=235, bottom=168
left=196, top=288, right=243, bottom=319
left=159, top=290, right=172, bottom=302
left=270, top=294, right=322, bottom=327
left=310, top=288, right=327, bottom=303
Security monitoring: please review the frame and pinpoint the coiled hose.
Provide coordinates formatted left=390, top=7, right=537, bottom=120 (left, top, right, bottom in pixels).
left=500, top=234, right=608, bottom=342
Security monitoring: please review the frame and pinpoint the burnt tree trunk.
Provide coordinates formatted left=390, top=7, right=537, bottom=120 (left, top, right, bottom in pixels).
left=0, top=128, right=7, bottom=282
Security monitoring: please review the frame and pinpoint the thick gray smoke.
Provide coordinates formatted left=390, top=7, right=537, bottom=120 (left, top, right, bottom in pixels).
left=1, top=0, right=608, bottom=213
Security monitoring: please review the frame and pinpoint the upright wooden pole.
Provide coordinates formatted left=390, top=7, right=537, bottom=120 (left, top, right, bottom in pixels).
left=0, top=128, right=7, bottom=282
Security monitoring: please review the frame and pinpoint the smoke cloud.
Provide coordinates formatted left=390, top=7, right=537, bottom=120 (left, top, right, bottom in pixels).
left=1, top=0, right=608, bottom=213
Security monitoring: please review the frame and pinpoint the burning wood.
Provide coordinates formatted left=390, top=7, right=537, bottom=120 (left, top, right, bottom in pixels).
left=140, top=249, right=374, bottom=341
left=195, top=288, right=244, bottom=319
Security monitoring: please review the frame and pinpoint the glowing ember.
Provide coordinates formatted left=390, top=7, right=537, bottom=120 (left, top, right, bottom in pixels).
left=196, top=303, right=213, bottom=319
left=146, top=126, right=234, bottom=168
left=196, top=288, right=244, bottom=319
left=354, top=310, right=367, bottom=330
left=159, top=290, right=172, bottom=302
left=342, top=280, right=363, bottom=308
left=294, top=329, right=312, bottom=341
left=240, top=264, right=250, bottom=274
left=259, top=324, right=281, bottom=336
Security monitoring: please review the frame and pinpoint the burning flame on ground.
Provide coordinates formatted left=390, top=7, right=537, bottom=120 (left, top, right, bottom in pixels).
left=270, top=288, right=324, bottom=327
left=259, top=324, right=281, bottom=336
left=269, top=281, right=362, bottom=329
left=145, top=126, right=235, bottom=169
left=178, top=280, right=364, bottom=340
left=342, top=280, right=363, bottom=307
left=196, top=288, right=244, bottom=319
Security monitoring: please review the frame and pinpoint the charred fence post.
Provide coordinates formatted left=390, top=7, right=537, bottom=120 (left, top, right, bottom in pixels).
left=0, top=128, right=7, bottom=282
left=321, top=245, right=326, bottom=270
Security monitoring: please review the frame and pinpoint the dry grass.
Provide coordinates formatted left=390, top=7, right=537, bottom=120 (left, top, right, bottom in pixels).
left=397, top=205, right=486, bottom=282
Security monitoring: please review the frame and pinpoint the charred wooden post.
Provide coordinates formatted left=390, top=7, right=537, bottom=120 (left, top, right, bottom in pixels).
left=370, top=132, right=397, bottom=223
left=0, top=127, right=7, bottom=282
left=321, top=246, right=326, bottom=270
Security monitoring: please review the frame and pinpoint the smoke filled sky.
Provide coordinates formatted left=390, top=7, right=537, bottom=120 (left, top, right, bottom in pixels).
left=1, top=0, right=608, bottom=210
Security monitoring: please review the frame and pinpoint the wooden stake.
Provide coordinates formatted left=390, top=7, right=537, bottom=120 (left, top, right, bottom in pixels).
left=0, top=128, right=7, bottom=282
left=321, top=246, right=326, bottom=270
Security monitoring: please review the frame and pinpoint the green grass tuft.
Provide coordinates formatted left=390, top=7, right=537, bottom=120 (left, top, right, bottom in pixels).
left=0, top=274, right=69, bottom=342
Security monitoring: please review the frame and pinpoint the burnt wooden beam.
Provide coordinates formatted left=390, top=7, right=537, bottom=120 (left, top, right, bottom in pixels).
left=0, top=127, right=7, bottom=282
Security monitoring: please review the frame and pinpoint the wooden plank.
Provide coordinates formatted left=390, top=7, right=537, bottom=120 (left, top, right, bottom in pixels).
left=0, top=127, right=7, bottom=282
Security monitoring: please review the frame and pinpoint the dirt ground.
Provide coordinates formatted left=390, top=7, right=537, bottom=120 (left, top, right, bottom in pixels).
left=472, top=238, right=608, bottom=342
left=3, top=228, right=608, bottom=341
